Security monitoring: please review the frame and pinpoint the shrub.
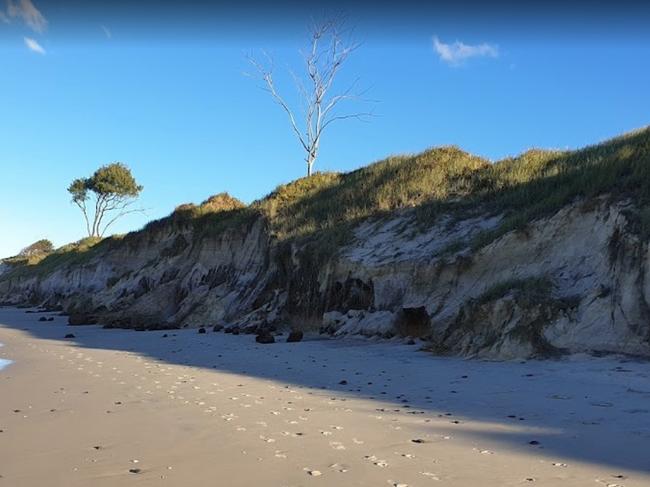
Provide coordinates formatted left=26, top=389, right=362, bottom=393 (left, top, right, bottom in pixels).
left=19, top=239, right=54, bottom=257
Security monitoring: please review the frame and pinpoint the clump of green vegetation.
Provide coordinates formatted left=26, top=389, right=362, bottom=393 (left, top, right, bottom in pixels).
left=464, top=128, right=650, bottom=248
left=3, top=236, right=112, bottom=279
left=477, top=277, right=554, bottom=305
left=3, top=239, right=55, bottom=267
left=174, top=192, right=246, bottom=217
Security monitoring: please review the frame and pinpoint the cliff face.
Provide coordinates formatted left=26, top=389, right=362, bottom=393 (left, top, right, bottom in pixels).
left=2, top=194, right=649, bottom=360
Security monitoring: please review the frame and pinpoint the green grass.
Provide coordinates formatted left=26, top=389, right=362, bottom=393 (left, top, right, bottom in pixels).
left=4, top=126, right=650, bottom=280
left=476, top=277, right=554, bottom=305
left=2, top=236, right=114, bottom=279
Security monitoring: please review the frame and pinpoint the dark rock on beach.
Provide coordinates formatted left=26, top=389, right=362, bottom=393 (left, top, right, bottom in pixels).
left=287, top=330, right=304, bottom=342
left=255, top=331, right=275, bottom=344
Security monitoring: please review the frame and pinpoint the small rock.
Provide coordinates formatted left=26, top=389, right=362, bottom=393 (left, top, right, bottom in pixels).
left=406, top=338, right=416, bottom=345
left=338, top=380, right=348, bottom=385
left=255, top=332, right=275, bottom=344
left=198, top=327, right=206, bottom=334
left=529, top=440, right=540, bottom=445
left=213, top=324, right=224, bottom=332
left=308, top=470, right=322, bottom=477
left=38, top=317, right=47, bottom=322
left=64, top=333, right=75, bottom=339
left=129, top=468, right=142, bottom=474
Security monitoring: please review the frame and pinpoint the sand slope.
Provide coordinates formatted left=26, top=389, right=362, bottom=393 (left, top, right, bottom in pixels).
left=1, top=307, right=649, bottom=486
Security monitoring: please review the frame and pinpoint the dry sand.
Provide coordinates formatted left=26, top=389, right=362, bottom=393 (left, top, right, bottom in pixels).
left=1, top=307, right=649, bottom=486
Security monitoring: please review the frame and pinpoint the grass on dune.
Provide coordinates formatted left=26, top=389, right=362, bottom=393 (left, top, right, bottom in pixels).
left=2, top=237, right=115, bottom=279
left=4, top=126, right=650, bottom=279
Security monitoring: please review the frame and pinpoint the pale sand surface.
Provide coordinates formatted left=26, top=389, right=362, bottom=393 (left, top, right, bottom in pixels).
left=1, top=307, right=649, bottom=487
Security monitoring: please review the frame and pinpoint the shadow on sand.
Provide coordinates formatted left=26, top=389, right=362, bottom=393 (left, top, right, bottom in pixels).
left=1, top=306, right=649, bottom=475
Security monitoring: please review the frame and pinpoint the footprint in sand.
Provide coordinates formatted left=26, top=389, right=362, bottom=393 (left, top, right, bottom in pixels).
left=396, top=452, right=415, bottom=459
left=472, top=448, right=494, bottom=455
left=420, top=472, right=441, bottom=480
left=329, top=441, right=346, bottom=450
left=364, top=455, right=388, bottom=467
left=329, top=463, right=348, bottom=473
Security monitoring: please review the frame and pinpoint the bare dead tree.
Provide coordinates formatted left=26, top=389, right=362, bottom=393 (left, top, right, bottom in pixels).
left=248, top=18, right=374, bottom=177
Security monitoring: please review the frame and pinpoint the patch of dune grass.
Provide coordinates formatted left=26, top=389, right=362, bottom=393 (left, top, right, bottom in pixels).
left=2, top=237, right=112, bottom=279
left=4, top=127, right=650, bottom=280
left=477, top=277, right=554, bottom=305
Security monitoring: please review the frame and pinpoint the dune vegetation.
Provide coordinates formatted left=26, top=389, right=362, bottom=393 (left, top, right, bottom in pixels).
left=3, top=126, right=650, bottom=279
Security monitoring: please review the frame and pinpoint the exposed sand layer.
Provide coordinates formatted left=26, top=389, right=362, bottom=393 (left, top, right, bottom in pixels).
left=1, top=307, right=649, bottom=486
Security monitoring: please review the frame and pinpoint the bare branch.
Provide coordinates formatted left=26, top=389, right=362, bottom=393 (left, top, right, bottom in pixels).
left=100, top=206, right=145, bottom=237
left=247, top=53, right=310, bottom=153
left=246, top=16, right=376, bottom=177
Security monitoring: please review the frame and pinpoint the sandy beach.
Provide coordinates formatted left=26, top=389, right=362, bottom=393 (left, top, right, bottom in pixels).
left=0, top=307, right=649, bottom=486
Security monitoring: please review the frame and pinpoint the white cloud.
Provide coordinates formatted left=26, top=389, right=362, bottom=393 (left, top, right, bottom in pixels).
left=0, top=11, right=9, bottom=23
left=101, top=25, right=111, bottom=39
left=24, top=36, right=45, bottom=54
left=433, top=36, right=498, bottom=66
left=7, top=0, right=47, bottom=33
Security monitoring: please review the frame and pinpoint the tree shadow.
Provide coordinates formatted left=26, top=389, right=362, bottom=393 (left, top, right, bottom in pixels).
left=2, top=307, right=649, bottom=476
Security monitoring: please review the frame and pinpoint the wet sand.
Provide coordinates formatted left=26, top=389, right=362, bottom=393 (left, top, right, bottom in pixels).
left=1, top=307, right=649, bottom=486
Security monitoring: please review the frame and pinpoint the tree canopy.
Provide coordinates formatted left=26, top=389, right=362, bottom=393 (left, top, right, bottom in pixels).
left=68, top=162, right=143, bottom=238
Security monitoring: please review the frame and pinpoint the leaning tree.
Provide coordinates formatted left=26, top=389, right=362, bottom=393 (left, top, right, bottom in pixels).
left=248, top=17, right=374, bottom=177
left=67, top=162, right=143, bottom=238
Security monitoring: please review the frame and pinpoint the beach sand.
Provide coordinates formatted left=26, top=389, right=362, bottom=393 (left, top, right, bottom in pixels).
left=1, top=307, right=649, bottom=486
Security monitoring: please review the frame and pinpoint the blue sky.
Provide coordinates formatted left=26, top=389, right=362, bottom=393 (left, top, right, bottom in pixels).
left=1, top=1, right=650, bottom=257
